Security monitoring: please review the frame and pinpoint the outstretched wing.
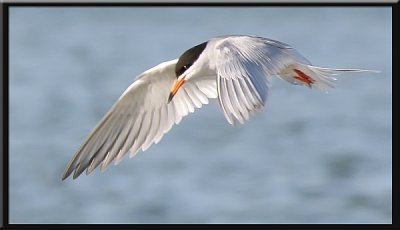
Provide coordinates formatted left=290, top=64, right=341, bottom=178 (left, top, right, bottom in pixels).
left=213, top=35, right=376, bottom=125
left=213, top=36, right=297, bottom=125
left=62, top=59, right=217, bottom=179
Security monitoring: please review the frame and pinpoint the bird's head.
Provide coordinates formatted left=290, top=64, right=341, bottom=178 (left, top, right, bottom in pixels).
left=168, top=41, right=208, bottom=103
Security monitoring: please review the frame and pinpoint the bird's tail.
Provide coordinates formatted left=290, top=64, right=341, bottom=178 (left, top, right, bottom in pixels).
left=278, top=63, right=379, bottom=91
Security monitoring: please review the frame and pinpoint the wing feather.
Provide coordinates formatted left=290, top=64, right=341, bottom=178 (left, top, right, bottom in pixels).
left=232, top=78, right=251, bottom=114
left=153, top=105, right=168, bottom=144
left=62, top=59, right=217, bottom=179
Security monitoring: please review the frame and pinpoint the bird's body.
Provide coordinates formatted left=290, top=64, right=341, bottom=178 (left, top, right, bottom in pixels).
left=62, top=35, right=376, bottom=180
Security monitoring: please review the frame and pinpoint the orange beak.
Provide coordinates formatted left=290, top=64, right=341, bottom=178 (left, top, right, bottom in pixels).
left=168, top=77, right=186, bottom=103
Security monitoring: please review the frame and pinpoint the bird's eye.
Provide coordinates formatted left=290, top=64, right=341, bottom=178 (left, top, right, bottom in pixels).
left=177, top=64, right=192, bottom=77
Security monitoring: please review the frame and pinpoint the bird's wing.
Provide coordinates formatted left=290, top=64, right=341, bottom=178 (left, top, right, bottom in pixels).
left=213, top=36, right=292, bottom=125
left=62, top=59, right=217, bottom=179
left=213, top=35, right=376, bottom=125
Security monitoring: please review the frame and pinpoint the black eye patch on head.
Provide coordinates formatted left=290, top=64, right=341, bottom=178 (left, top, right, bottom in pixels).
left=175, top=41, right=208, bottom=77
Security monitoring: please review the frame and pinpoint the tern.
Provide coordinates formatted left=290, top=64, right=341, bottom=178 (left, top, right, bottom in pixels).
left=62, top=35, right=376, bottom=180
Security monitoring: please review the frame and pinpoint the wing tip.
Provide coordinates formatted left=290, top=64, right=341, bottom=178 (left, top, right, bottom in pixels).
left=61, top=173, right=70, bottom=181
left=61, top=164, right=76, bottom=180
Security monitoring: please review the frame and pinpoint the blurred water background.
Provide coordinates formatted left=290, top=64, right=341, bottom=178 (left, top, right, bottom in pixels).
left=9, top=7, right=392, bottom=223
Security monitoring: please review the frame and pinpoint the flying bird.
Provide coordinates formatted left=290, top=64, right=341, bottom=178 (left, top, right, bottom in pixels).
left=62, top=35, right=376, bottom=180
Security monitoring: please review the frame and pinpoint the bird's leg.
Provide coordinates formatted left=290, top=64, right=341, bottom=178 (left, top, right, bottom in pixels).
left=293, top=69, right=315, bottom=87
